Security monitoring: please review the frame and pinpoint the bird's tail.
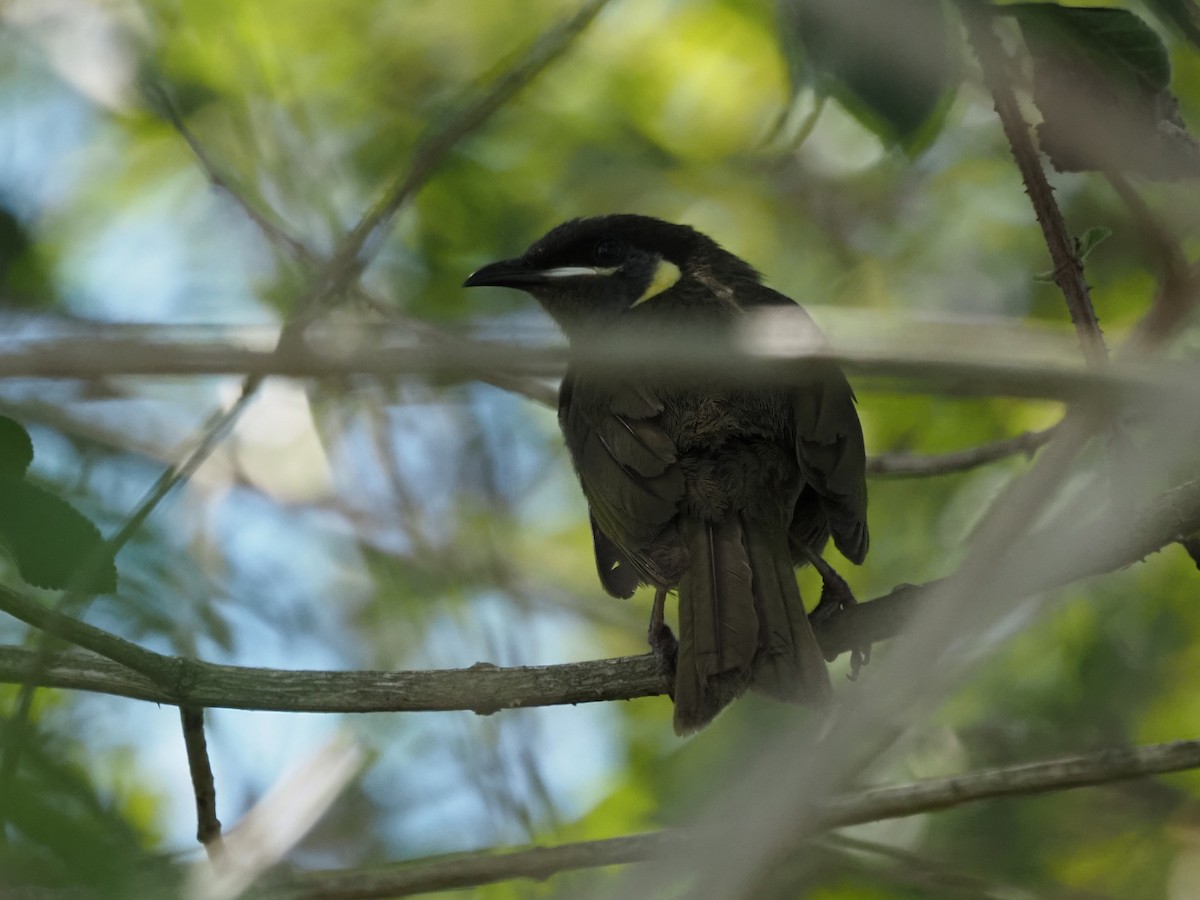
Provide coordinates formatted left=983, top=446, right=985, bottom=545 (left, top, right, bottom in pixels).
left=673, top=515, right=831, bottom=734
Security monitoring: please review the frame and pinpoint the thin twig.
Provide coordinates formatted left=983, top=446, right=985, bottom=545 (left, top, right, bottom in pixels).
left=0, top=587, right=182, bottom=684
left=866, top=425, right=1058, bottom=477
left=262, top=739, right=1200, bottom=899
left=148, top=80, right=314, bottom=265
left=180, top=706, right=223, bottom=855
left=153, top=6, right=599, bottom=404
left=820, top=835, right=1092, bottom=900
left=287, top=0, right=612, bottom=320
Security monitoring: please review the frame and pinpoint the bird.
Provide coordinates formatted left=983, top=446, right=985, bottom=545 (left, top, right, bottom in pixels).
left=464, top=215, right=868, bottom=733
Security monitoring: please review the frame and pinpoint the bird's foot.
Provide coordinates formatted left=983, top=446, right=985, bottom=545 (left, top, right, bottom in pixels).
left=805, top=550, right=872, bottom=680
left=648, top=588, right=677, bottom=696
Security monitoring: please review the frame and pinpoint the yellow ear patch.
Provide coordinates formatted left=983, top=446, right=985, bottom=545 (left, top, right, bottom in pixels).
left=632, top=259, right=681, bottom=306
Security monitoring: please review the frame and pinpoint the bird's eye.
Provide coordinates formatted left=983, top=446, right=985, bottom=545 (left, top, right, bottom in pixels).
left=593, top=239, right=626, bottom=267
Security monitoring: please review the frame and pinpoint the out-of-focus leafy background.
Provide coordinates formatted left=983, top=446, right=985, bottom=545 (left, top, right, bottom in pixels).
left=1, top=0, right=1199, bottom=897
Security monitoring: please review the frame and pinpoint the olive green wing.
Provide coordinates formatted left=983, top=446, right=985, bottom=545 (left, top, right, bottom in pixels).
left=790, top=367, right=869, bottom=562
left=738, top=281, right=869, bottom=563
left=558, top=374, right=684, bottom=595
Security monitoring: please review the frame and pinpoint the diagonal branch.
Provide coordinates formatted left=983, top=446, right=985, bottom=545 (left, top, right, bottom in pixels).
left=148, top=79, right=313, bottom=265
left=152, top=0, right=607, bottom=400
left=287, top=0, right=612, bottom=320
left=866, top=425, right=1058, bottom=477
left=262, top=739, right=1200, bottom=899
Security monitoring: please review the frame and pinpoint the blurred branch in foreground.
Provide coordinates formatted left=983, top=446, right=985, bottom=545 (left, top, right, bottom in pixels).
left=261, top=739, right=1200, bottom=899
left=0, top=320, right=1194, bottom=406
left=0, top=380, right=1056, bottom=482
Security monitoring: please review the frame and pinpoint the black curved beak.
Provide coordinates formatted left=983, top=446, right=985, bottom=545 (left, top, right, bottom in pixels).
left=463, top=258, right=548, bottom=289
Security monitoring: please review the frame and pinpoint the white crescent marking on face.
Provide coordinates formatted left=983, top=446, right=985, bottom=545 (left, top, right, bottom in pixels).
left=541, top=266, right=618, bottom=278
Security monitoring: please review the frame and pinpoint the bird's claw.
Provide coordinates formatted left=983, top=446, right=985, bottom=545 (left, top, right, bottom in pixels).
left=805, top=552, right=873, bottom=677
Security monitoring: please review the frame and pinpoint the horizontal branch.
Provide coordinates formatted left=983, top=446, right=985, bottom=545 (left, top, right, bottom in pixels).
left=0, top=323, right=1195, bottom=407
left=0, top=644, right=666, bottom=713
left=264, top=739, right=1200, bottom=898
left=1, top=477, right=1196, bottom=713
left=0, top=348, right=1059, bottom=482
left=0, top=576, right=921, bottom=713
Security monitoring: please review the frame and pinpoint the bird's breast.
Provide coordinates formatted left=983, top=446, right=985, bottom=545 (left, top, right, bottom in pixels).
left=658, top=388, right=801, bottom=522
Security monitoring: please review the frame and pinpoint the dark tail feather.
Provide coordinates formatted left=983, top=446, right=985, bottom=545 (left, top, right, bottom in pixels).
left=673, top=516, right=830, bottom=734
left=742, top=517, right=832, bottom=705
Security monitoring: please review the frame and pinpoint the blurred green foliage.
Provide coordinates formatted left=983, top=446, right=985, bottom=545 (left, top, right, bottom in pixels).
left=1, top=0, right=1199, bottom=898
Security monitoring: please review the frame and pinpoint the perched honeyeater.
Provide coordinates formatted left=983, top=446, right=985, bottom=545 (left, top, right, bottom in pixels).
left=464, top=215, right=868, bottom=733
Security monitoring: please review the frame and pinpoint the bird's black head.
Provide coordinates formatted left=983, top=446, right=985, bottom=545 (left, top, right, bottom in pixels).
left=463, top=215, right=759, bottom=337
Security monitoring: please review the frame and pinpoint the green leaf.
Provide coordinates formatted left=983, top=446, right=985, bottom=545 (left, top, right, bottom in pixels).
left=0, top=416, right=34, bottom=476
left=0, top=205, right=57, bottom=308
left=1143, top=0, right=1200, bottom=51
left=1032, top=226, right=1111, bottom=282
left=1007, top=4, right=1200, bottom=178
left=0, top=478, right=118, bottom=593
left=776, top=0, right=959, bottom=151
left=1076, top=225, right=1112, bottom=260
left=1008, top=4, right=1171, bottom=91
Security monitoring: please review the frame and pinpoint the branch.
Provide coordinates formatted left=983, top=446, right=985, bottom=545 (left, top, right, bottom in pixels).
left=866, top=426, right=1057, bottom=477
left=180, top=706, right=223, bottom=855
left=148, top=81, right=313, bottom=265
left=290, top=0, right=612, bottom=318
left=0, top=586, right=187, bottom=686
left=266, top=832, right=681, bottom=900
left=152, top=2, right=597, bottom=412
left=820, top=835, right=1084, bottom=900
left=820, top=740, right=1200, bottom=825
left=963, top=6, right=1107, bottom=366
left=0, top=346, right=1057, bottom=483
left=2, top=476, right=1196, bottom=713
left=0, top=644, right=667, bottom=713
left=263, top=739, right=1200, bottom=898
left=962, top=6, right=1143, bottom=524
left=0, top=329, right=1195, bottom=407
